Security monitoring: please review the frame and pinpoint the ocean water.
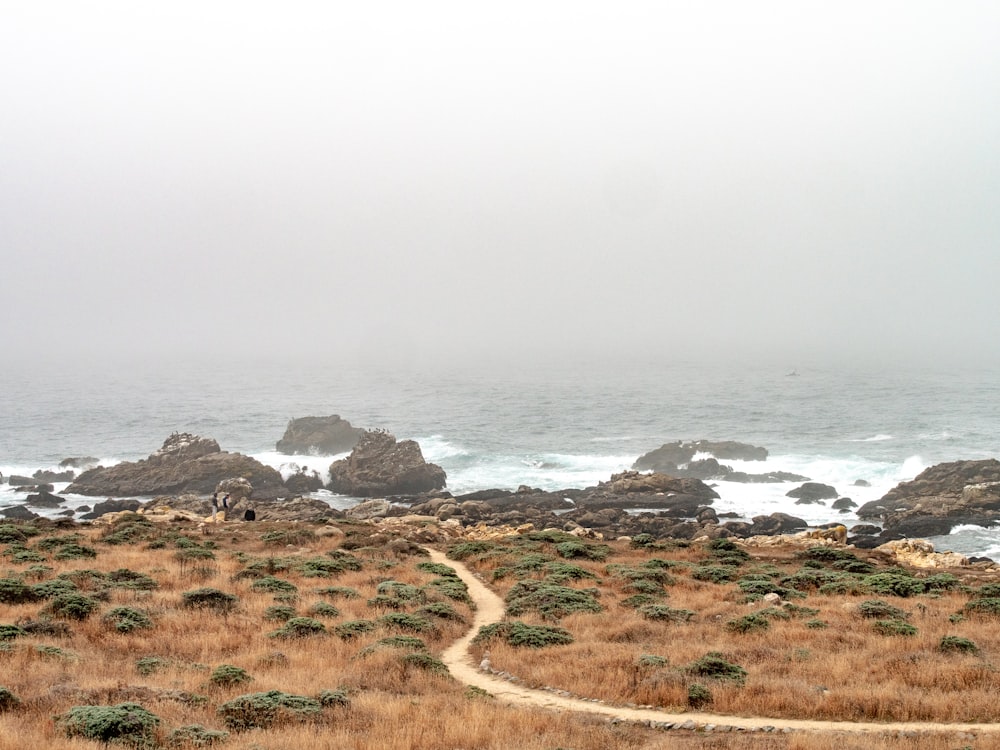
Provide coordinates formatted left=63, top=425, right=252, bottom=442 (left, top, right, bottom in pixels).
left=2, top=358, right=998, bottom=556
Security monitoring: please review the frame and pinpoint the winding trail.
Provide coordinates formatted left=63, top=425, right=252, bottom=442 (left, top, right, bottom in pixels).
left=427, top=548, right=1000, bottom=737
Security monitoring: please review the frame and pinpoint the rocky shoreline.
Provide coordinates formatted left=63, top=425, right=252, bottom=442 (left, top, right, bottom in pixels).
left=2, top=423, right=999, bottom=561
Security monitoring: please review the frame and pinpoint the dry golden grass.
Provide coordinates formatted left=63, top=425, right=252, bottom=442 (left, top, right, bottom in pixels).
left=1, top=518, right=999, bottom=750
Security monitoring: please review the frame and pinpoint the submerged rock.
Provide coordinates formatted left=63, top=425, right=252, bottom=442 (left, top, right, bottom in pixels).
left=633, top=439, right=768, bottom=473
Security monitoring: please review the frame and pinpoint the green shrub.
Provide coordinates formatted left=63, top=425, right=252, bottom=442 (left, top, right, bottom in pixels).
left=309, top=602, right=340, bottom=618
left=104, top=606, right=154, bottom=633
left=0, top=686, right=20, bottom=712
left=334, top=620, right=376, bottom=640
left=376, top=580, right=425, bottom=601
left=17, top=618, right=71, bottom=637
left=166, top=724, right=229, bottom=747
left=831, top=559, right=875, bottom=574
left=939, top=635, right=979, bottom=654
left=297, top=557, right=350, bottom=578
left=182, top=588, right=238, bottom=614
left=0, top=624, right=27, bottom=641
left=136, top=657, right=170, bottom=676
left=818, top=578, right=868, bottom=596
left=805, top=619, right=828, bottom=629
left=737, top=578, right=803, bottom=601
left=106, top=569, right=159, bottom=591
left=446, top=541, right=495, bottom=561
left=505, top=580, right=602, bottom=621
left=976, top=583, right=1000, bottom=598
left=473, top=621, right=574, bottom=648
left=923, top=573, right=960, bottom=591
left=687, top=682, right=713, bottom=708
left=687, top=652, right=747, bottom=684
left=263, top=605, right=297, bottom=622
left=260, top=528, right=316, bottom=546
left=544, top=561, right=599, bottom=582
left=401, top=651, right=448, bottom=674
left=426, top=577, right=471, bottom=603
left=0, top=525, right=31, bottom=543
left=360, top=635, right=427, bottom=654
left=872, top=619, right=917, bottom=636
left=315, top=586, right=359, bottom=600
left=32, top=578, right=80, bottom=599
left=378, top=613, right=433, bottom=633
left=209, top=664, right=252, bottom=687
left=44, top=592, right=100, bottom=620
left=417, top=602, right=463, bottom=621
left=783, top=603, right=820, bottom=619
left=555, top=541, right=609, bottom=561
left=269, top=617, right=327, bottom=639
left=637, top=654, right=667, bottom=668
left=101, top=518, right=158, bottom=546
left=318, top=689, right=350, bottom=707
left=620, top=594, right=660, bottom=609
left=630, top=533, right=656, bottom=548
left=415, top=561, right=459, bottom=577
left=964, top=598, right=1000, bottom=617
left=724, top=613, right=770, bottom=634
left=0, top=578, right=39, bottom=604
left=691, top=565, right=738, bottom=584
left=862, top=573, right=925, bottom=598
left=53, top=543, right=98, bottom=560
left=858, top=600, right=909, bottom=620
left=249, top=576, right=297, bottom=594
left=58, top=703, right=160, bottom=748
left=638, top=605, right=694, bottom=623
left=5, top=545, right=45, bottom=563
left=217, top=690, right=321, bottom=732
left=796, top=546, right=858, bottom=563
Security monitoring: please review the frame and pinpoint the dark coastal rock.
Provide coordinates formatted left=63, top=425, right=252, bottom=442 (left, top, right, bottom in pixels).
left=749, top=513, right=808, bottom=535
left=33, top=469, right=75, bottom=483
left=832, top=497, right=857, bottom=510
left=633, top=439, right=768, bottom=473
left=878, top=516, right=958, bottom=539
left=327, top=430, right=446, bottom=497
left=723, top=470, right=811, bottom=484
left=276, top=415, right=364, bottom=456
left=25, top=490, right=65, bottom=508
left=60, top=456, right=100, bottom=468
left=786, top=482, right=839, bottom=502
left=80, top=498, right=143, bottom=520
left=682, top=458, right=732, bottom=480
left=283, top=469, right=325, bottom=494
left=0, top=505, right=39, bottom=520
left=853, top=479, right=871, bottom=487
left=7, top=475, right=39, bottom=486
left=858, top=460, right=1000, bottom=533
left=65, top=433, right=287, bottom=500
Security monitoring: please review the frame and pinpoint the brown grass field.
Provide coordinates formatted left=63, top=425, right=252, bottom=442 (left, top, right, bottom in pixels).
left=1, top=515, right=999, bottom=749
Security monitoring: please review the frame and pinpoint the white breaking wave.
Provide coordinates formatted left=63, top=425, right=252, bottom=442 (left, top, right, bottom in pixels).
left=852, top=434, right=894, bottom=442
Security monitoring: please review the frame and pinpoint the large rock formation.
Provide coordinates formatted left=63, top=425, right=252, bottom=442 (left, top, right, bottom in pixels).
left=276, top=415, right=364, bottom=455
left=327, top=430, right=446, bottom=497
left=857, top=459, right=1000, bottom=536
left=632, top=440, right=792, bottom=483
left=65, top=433, right=287, bottom=500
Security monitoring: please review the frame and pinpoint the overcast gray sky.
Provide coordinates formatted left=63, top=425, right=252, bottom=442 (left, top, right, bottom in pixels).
left=2, top=2, right=999, bottom=369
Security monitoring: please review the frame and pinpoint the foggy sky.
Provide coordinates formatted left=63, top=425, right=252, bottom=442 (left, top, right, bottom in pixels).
left=3, top=2, right=999, bottom=370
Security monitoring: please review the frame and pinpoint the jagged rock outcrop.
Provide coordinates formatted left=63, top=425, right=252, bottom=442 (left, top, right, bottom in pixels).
left=276, top=415, right=364, bottom=455
left=633, top=439, right=768, bottom=473
left=786, top=482, right=838, bottom=502
left=327, top=430, right=446, bottom=497
left=60, top=456, right=99, bottom=468
left=65, top=433, right=287, bottom=500
left=857, top=459, right=1000, bottom=536
left=33, top=469, right=75, bottom=483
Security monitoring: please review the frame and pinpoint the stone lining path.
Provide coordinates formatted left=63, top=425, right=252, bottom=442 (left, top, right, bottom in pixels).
left=427, top=548, right=999, bottom=738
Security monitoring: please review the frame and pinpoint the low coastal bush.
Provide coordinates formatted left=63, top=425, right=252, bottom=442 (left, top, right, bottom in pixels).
left=0, top=578, right=39, bottom=604
left=858, top=599, right=909, bottom=620
left=166, top=724, right=229, bottom=747
left=44, top=592, right=100, bottom=620
left=315, top=585, right=359, bottom=599
left=0, top=624, right=27, bottom=641
left=555, top=540, right=610, bottom=561
left=446, top=541, right=496, bottom=561
left=360, top=635, right=427, bottom=655
left=217, top=690, right=321, bottom=732
left=474, top=621, right=574, bottom=648
left=724, top=613, right=770, bottom=634
left=135, top=657, right=170, bottom=676
left=209, top=664, right=252, bottom=688
left=415, top=561, right=459, bottom=577
left=260, top=528, right=316, bottom=547
left=53, top=542, right=99, bottom=560
left=872, top=619, right=918, bottom=636
left=334, top=620, right=377, bottom=640
left=309, top=601, right=341, bottom=618
left=0, top=525, right=35, bottom=543
left=686, top=652, right=747, bottom=684
left=106, top=568, right=159, bottom=591
left=638, top=604, right=694, bottom=623
left=269, top=617, right=327, bottom=639
left=181, top=588, right=238, bottom=613
left=378, top=612, right=433, bottom=633
left=401, top=651, right=448, bottom=674
left=691, top=565, right=738, bottom=584
left=939, top=635, right=979, bottom=654
left=57, top=702, right=160, bottom=748
left=104, top=606, right=154, bottom=633
left=263, top=604, right=297, bottom=622
left=0, top=686, right=20, bottom=712
left=505, top=580, right=602, bottom=621
left=862, top=572, right=925, bottom=598
left=416, top=601, right=462, bottom=621
left=964, top=597, right=1000, bottom=617
left=249, top=576, right=297, bottom=595
left=426, top=577, right=471, bottom=603
left=318, top=689, right=350, bottom=707
left=687, top=682, right=713, bottom=708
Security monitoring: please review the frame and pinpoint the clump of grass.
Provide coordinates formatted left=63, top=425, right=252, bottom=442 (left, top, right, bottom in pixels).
left=269, top=617, right=327, bottom=639
left=505, top=580, right=602, bottom=621
left=686, top=652, right=747, bottom=684
left=209, top=664, right=252, bottom=688
left=104, top=606, right=154, bottom=633
left=217, top=690, right=321, bottom=732
left=136, top=657, right=170, bottom=676
left=182, top=588, right=238, bottom=614
left=939, top=635, right=979, bottom=654
left=57, top=702, right=160, bottom=748
left=318, top=689, right=350, bottom=707
left=360, top=635, right=427, bottom=655
left=636, top=653, right=668, bottom=668
left=260, top=528, right=317, bottom=546
left=473, top=621, right=574, bottom=648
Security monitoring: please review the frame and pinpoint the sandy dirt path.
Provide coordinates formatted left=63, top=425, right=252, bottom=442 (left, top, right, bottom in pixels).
left=427, top=548, right=1000, bottom=737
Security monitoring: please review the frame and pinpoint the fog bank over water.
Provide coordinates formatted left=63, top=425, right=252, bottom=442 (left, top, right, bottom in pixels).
left=2, top=3, right=999, bottom=370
